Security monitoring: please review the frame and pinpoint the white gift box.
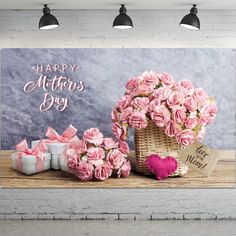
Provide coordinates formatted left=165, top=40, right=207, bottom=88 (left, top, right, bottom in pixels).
left=51, top=154, right=62, bottom=170
left=11, top=152, right=51, bottom=175
left=32, top=140, right=69, bottom=154
left=31, top=140, right=69, bottom=169
left=60, top=155, right=73, bottom=173
left=47, top=142, right=69, bottom=155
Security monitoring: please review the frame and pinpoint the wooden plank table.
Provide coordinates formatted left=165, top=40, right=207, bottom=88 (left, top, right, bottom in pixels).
left=0, top=150, right=235, bottom=188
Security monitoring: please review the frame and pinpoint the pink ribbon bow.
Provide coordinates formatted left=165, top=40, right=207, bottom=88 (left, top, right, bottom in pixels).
left=68, top=135, right=81, bottom=149
left=15, top=139, right=48, bottom=172
left=45, top=125, right=77, bottom=143
left=63, top=135, right=81, bottom=158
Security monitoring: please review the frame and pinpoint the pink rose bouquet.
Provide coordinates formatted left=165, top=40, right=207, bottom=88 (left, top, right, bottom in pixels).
left=64, top=127, right=131, bottom=181
left=111, top=71, right=218, bottom=147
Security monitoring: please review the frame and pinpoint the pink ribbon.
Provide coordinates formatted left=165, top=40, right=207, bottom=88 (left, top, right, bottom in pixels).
left=45, top=125, right=77, bottom=143
left=68, top=135, right=80, bottom=149
left=63, top=135, right=81, bottom=158
left=15, top=139, right=47, bottom=173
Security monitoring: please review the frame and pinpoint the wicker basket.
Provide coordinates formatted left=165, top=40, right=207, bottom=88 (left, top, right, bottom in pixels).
left=134, top=120, right=188, bottom=177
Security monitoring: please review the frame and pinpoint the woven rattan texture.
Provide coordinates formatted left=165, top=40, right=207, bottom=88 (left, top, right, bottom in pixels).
left=134, top=121, right=188, bottom=176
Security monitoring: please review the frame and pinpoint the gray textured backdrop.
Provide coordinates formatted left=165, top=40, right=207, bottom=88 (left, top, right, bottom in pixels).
left=0, top=48, right=235, bottom=150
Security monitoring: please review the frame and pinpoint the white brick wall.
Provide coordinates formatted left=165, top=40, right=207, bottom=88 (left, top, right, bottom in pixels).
left=0, top=10, right=236, bottom=47
left=0, top=9, right=236, bottom=220
left=0, top=189, right=236, bottom=220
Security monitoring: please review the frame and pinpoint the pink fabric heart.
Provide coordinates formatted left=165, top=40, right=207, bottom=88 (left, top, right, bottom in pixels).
left=146, top=154, right=177, bottom=180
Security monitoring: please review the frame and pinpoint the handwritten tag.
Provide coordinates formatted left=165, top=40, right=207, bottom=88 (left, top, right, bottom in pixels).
left=178, top=141, right=219, bottom=176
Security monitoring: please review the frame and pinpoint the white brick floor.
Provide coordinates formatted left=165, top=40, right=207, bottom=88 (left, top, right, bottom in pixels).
left=1, top=189, right=236, bottom=220
left=1, top=220, right=236, bottom=236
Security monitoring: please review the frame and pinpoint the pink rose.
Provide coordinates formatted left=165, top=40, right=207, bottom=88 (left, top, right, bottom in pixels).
left=184, top=117, right=199, bottom=129
left=193, top=88, right=209, bottom=107
left=94, top=163, right=112, bottom=181
left=199, top=116, right=211, bottom=126
left=172, top=106, right=187, bottom=124
left=167, top=91, right=185, bottom=108
left=75, top=140, right=88, bottom=154
left=160, top=72, right=174, bottom=85
left=148, top=98, right=161, bottom=112
left=120, top=107, right=133, bottom=122
left=69, top=136, right=87, bottom=155
left=151, top=86, right=172, bottom=101
left=118, top=140, right=130, bottom=154
left=164, top=120, right=180, bottom=137
left=87, top=147, right=105, bottom=161
left=194, top=87, right=208, bottom=98
left=117, top=95, right=132, bottom=110
left=178, top=80, right=194, bottom=96
left=197, top=126, right=206, bottom=141
left=107, top=149, right=125, bottom=169
left=83, top=128, right=103, bottom=145
left=65, top=148, right=77, bottom=159
left=179, top=80, right=193, bottom=90
left=205, top=103, right=218, bottom=118
left=176, top=129, right=196, bottom=146
left=75, top=161, right=94, bottom=181
left=184, top=97, right=197, bottom=112
left=170, top=81, right=179, bottom=91
left=67, top=155, right=79, bottom=171
left=199, top=103, right=218, bottom=125
left=112, top=123, right=127, bottom=140
left=151, top=106, right=170, bottom=127
left=126, top=77, right=140, bottom=92
left=111, top=108, right=119, bottom=122
left=103, top=137, right=117, bottom=149
left=141, top=71, right=160, bottom=87
left=128, top=111, right=148, bottom=129
left=118, top=161, right=131, bottom=178
left=131, top=97, right=150, bottom=110
left=136, top=83, right=154, bottom=96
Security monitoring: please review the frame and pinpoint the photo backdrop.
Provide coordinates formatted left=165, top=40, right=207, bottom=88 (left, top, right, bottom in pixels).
left=1, top=48, right=235, bottom=150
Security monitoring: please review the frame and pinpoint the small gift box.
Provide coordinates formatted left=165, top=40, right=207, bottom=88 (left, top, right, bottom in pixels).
left=51, top=153, right=63, bottom=170
left=60, top=154, right=73, bottom=173
left=31, top=125, right=77, bottom=170
left=32, top=141, right=69, bottom=170
left=32, top=140, right=69, bottom=154
left=11, top=139, right=51, bottom=175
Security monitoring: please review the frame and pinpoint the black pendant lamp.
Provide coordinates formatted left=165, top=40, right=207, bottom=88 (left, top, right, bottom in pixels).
left=39, top=4, right=59, bottom=30
left=113, top=4, right=133, bottom=29
left=180, top=4, right=200, bottom=31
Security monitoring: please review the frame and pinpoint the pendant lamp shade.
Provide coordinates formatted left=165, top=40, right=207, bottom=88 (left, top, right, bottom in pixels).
left=180, top=4, right=200, bottom=30
left=39, top=4, right=59, bottom=30
left=113, top=4, right=133, bottom=29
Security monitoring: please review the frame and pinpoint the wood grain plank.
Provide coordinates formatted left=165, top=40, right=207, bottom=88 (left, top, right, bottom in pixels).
left=0, top=150, right=235, bottom=189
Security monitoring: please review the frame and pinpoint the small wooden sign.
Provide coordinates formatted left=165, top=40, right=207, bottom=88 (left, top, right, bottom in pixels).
left=178, top=141, right=219, bottom=176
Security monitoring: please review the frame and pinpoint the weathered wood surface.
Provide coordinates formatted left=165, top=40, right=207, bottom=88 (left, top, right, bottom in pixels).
left=0, top=150, right=235, bottom=188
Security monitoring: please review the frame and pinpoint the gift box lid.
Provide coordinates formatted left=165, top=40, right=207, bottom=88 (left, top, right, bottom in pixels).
left=46, top=142, right=69, bottom=148
left=46, top=142, right=69, bottom=154
left=31, top=139, right=69, bottom=154
left=11, top=152, right=51, bottom=165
